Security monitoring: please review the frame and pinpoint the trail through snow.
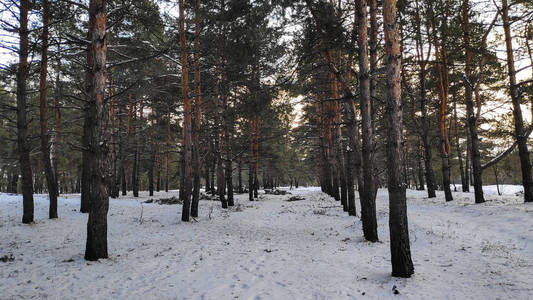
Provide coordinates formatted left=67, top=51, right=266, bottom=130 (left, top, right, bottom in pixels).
left=1, top=187, right=532, bottom=299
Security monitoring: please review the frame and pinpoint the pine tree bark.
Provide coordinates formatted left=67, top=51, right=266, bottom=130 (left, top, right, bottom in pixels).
left=179, top=0, right=193, bottom=220
left=38, top=0, right=59, bottom=219
left=191, top=0, right=202, bottom=217
left=223, top=94, right=234, bottom=206
left=369, top=0, right=378, bottom=124
left=8, top=168, right=18, bottom=194
left=344, top=10, right=360, bottom=217
left=248, top=160, right=254, bottom=201
left=248, top=120, right=255, bottom=201
left=108, top=73, right=119, bottom=199
left=434, top=9, right=453, bottom=202
left=165, top=103, right=170, bottom=193
left=133, top=98, right=143, bottom=197
left=383, top=0, right=414, bottom=277
left=51, top=70, right=61, bottom=188
left=117, top=101, right=126, bottom=196
left=179, top=154, right=186, bottom=202
left=217, top=133, right=226, bottom=207
left=85, top=0, right=109, bottom=261
left=205, top=157, right=211, bottom=194
left=215, top=61, right=226, bottom=207
left=157, top=163, right=161, bottom=192
left=210, top=144, right=216, bottom=195
left=453, top=98, right=467, bottom=192
left=344, top=138, right=356, bottom=215
left=465, top=131, right=471, bottom=190
left=462, top=0, right=484, bottom=203
left=343, top=99, right=360, bottom=216
left=416, top=140, right=425, bottom=190
left=238, top=156, right=243, bottom=193
left=339, top=137, right=347, bottom=212
left=253, top=124, right=259, bottom=199
left=149, top=140, right=156, bottom=197
left=81, top=138, right=91, bottom=211
left=356, top=0, right=378, bottom=242
left=17, top=0, right=34, bottom=224
left=414, top=1, right=437, bottom=198
left=131, top=100, right=139, bottom=197
left=502, top=0, right=533, bottom=202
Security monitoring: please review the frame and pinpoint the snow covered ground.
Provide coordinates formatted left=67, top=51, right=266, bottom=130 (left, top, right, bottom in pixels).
left=1, top=186, right=532, bottom=299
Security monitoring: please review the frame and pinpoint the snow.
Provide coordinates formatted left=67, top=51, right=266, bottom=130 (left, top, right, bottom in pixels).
left=1, top=186, right=532, bottom=299
left=452, top=184, right=524, bottom=196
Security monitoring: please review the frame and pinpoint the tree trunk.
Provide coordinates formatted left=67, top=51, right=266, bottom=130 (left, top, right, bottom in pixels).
left=118, top=103, right=126, bottom=196
left=108, top=73, right=119, bottom=199
left=344, top=11, right=360, bottom=217
left=149, top=144, right=156, bottom=197
left=51, top=88, right=61, bottom=192
left=383, top=0, right=414, bottom=277
left=502, top=0, right=533, bottom=203
left=223, top=94, right=234, bottom=206
left=215, top=62, right=226, bottom=208
left=217, top=142, right=226, bottom=207
left=403, top=143, right=410, bottom=189
left=132, top=98, right=142, bottom=198
left=165, top=103, right=170, bottom=193
left=453, top=97, right=467, bottom=192
left=339, top=137, right=347, bottom=212
left=248, top=161, right=254, bottom=201
left=179, top=154, right=185, bottom=202
left=225, top=155, right=234, bottom=205
left=344, top=134, right=356, bottom=216
left=417, top=140, right=425, bottom=190
left=210, top=147, right=216, bottom=195
left=253, top=125, right=259, bottom=199
left=17, top=0, right=34, bottom=224
left=179, top=0, right=193, bottom=220
left=205, top=157, right=210, bottom=195
left=85, top=0, right=109, bottom=261
left=356, top=0, right=378, bottom=242
left=434, top=9, right=453, bottom=202
left=465, top=130, right=471, bottom=191
left=492, top=166, right=501, bottom=195
left=414, top=1, right=437, bottom=198
left=120, top=163, right=126, bottom=196
left=238, top=156, right=243, bottom=193
left=38, top=0, right=59, bottom=219
left=157, top=163, right=161, bottom=192
left=7, top=169, right=18, bottom=193
left=342, top=94, right=361, bottom=217
left=462, top=0, right=484, bottom=203
left=526, top=25, right=533, bottom=122
left=131, top=113, right=138, bottom=196
left=369, top=0, right=378, bottom=125
left=191, top=0, right=202, bottom=218
left=76, top=165, right=81, bottom=193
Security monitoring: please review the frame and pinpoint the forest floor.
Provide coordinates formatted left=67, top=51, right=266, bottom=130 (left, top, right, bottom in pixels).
left=1, top=185, right=532, bottom=299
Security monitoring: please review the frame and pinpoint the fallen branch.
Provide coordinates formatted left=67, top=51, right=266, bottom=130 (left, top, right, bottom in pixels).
left=482, top=126, right=533, bottom=170
left=138, top=204, right=144, bottom=225
left=286, top=196, right=305, bottom=202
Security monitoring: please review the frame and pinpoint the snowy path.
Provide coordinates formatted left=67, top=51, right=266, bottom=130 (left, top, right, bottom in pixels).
left=1, top=187, right=532, bottom=299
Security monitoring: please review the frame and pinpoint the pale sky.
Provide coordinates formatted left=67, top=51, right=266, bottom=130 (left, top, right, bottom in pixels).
left=0, top=0, right=531, bottom=130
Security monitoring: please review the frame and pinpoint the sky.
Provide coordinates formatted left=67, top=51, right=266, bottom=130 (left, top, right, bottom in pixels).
left=0, top=0, right=531, bottom=129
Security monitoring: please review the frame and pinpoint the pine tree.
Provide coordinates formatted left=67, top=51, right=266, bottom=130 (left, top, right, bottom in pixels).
left=384, top=0, right=414, bottom=278
left=356, top=0, right=378, bottom=242
left=85, top=0, right=110, bottom=261
left=17, top=0, right=34, bottom=224
left=179, top=0, right=193, bottom=221
left=501, top=0, right=533, bottom=203
left=461, top=0, right=484, bottom=203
